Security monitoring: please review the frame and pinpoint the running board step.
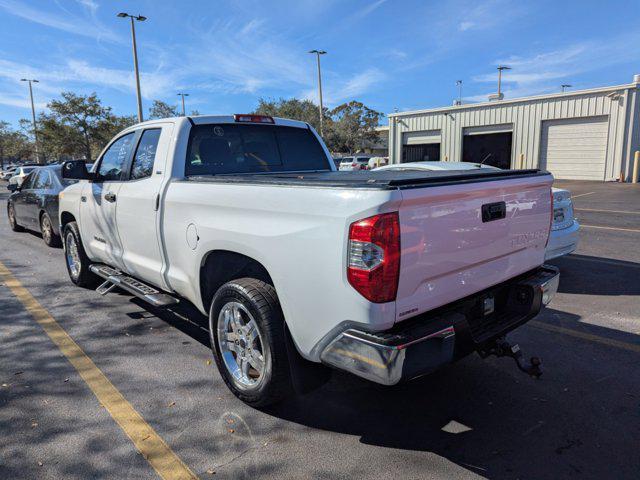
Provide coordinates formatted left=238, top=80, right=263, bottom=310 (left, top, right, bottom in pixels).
left=89, top=264, right=179, bottom=308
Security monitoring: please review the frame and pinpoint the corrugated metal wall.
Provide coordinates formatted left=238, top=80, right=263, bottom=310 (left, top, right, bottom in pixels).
left=388, top=83, right=640, bottom=181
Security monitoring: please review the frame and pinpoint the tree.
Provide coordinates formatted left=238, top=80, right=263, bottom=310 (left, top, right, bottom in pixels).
left=0, top=121, right=33, bottom=168
left=329, top=101, right=384, bottom=154
left=149, top=100, right=179, bottom=119
left=253, top=97, right=331, bottom=136
left=252, top=97, right=383, bottom=153
left=34, top=92, right=135, bottom=161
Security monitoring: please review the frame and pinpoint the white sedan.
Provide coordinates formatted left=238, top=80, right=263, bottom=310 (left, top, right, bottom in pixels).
left=8, top=165, right=37, bottom=186
left=374, top=161, right=579, bottom=260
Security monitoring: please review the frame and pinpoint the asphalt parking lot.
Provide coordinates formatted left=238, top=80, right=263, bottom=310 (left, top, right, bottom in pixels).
left=1, top=179, right=638, bottom=479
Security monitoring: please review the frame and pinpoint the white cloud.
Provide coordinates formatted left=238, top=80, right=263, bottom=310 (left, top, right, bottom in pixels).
left=354, top=0, right=388, bottom=19
left=183, top=18, right=313, bottom=94
left=240, top=18, right=266, bottom=35
left=0, top=57, right=176, bottom=108
left=455, top=0, right=525, bottom=33
left=468, top=33, right=640, bottom=102
left=301, top=68, right=386, bottom=106
left=0, top=6, right=388, bottom=116
left=0, top=92, right=47, bottom=110
left=0, top=0, right=120, bottom=42
left=458, top=21, right=475, bottom=31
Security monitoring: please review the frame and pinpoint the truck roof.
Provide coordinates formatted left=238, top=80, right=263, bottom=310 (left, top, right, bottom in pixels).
left=127, top=115, right=311, bottom=130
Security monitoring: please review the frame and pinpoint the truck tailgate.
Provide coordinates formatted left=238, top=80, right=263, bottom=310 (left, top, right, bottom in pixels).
left=395, top=174, right=553, bottom=322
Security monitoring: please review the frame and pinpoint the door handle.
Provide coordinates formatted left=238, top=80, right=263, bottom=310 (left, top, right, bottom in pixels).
left=104, top=192, right=117, bottom=203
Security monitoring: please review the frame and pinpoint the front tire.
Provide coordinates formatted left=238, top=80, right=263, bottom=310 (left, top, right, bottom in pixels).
left=41, top=212, right=61, bottom=247
left=62, top=221, right=100, bottom=288
left=209, top=278, right=292, bottom=407
left=7, top=202, right=24, bottom=232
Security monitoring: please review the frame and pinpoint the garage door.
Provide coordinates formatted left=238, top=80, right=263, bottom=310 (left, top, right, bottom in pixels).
left=540, top=117, right=609, bottom=180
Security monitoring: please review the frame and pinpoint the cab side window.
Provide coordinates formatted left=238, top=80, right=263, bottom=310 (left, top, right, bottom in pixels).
left=97, top=133, right=135, bottom=181
left=33, top=170, right=51, bottom=190
left=21, top=171, right=36, bottom=189
left=130, top=129, right=161, bottom=180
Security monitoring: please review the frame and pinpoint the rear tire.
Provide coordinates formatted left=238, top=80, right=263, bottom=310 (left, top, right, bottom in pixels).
left=62, top=221, right=100, bottom=288
left=41, top=212, right=61, bottom=248
left=209, top=278, right=292, bottom=407
left=7, top=202, right=24, bottom=232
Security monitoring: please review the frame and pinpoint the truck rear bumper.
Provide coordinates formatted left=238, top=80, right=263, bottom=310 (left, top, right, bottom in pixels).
left=320, top=265, right=559, bottom=385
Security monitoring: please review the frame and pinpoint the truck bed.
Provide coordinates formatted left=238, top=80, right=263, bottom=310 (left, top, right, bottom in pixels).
left=183, top=168, right=548, bottom=190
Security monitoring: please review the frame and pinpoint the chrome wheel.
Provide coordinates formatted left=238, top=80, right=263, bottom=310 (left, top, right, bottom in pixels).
left=217, top=302, right=266, bottom=389
left=41, top=215, right=52, bottom=244
left=65, top=232, right=81, bottom=280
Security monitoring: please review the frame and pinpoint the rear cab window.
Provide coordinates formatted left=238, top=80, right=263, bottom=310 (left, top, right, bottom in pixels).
left=185, top=123, right=330, bottom=176
left=130, top=129, right=161, bottom=180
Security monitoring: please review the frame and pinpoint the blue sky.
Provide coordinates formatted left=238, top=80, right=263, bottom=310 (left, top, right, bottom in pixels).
left=1, top=0, right=639, bottom=127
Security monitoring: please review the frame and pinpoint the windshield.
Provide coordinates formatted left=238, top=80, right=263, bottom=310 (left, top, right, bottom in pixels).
left=22, top=167, right=35, bottom=173
left=186, top=124, right=330, bottom=175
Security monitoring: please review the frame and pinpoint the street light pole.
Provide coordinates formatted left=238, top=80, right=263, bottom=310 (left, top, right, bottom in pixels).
left=309, top=50, right=326, bottom=136
left=456, top=80, right=463, bottom=105
left=561, top=84, right=572, bottom=93
left=497, top=65, right=511, bottom=97
left=117, top=12, right=147, bottom=123
left=177, top=93, right=189, bottom=116
left=20, top=78, right=41, bottom=164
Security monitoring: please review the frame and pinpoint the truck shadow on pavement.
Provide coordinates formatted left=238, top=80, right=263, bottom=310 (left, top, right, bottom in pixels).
left=264, top=306, right=639, bottom=479
left=140, top=296, right=639, bottom=480
left=550, top=253, right=640, bottom=296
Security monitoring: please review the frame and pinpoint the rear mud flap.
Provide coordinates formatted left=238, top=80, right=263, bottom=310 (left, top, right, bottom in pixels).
left=284, top=324, right=332, bottom=395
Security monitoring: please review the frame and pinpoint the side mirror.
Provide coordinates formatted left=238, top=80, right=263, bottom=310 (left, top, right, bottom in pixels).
left=62, top=160, right=93, bottom=181
left=7, top=183, right=18, bottom=192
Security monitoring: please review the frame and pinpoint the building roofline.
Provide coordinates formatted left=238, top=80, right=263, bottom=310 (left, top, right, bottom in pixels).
left=388, top=81, right=639, bottom=118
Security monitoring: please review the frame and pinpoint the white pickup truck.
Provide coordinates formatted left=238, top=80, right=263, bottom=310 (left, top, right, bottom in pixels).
left=59, top=114, right=559, bottom=406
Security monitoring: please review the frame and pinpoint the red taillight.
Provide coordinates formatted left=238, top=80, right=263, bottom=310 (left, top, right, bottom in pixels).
left=347, top=212, right=401, bottom=303
left=233, top=114, right=275, bottom=124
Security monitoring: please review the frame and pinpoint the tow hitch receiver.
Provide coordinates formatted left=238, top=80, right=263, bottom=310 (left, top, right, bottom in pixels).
left=478, top=337, right=543, bottom=378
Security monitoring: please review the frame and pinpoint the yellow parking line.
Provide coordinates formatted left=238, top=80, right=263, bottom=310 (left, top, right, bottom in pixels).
left=0, top=261, right=198, bottom=480
left=530, top=321, right=640, bottom=354
left=575, top=208, right=640, bottom=215
left=581, top=224, right=640, bottom=233
left=571, top=191, right=595, bottom=198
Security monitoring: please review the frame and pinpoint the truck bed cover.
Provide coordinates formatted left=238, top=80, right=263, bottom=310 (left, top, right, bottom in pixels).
left=184, top=168, right=549, bottom=189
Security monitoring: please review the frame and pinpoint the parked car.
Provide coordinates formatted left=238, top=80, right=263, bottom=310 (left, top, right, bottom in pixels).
left=8, top=165, right=37, bottom=186
left=1, top=166, right=18, bottom=180
left=7, top=164, right=80, bottom=247
left=375, top=161, right=579, bottom=260
left=58, top=115, right=558, bottom=407
left=546, top=188, right=580, bottom=260
left=368, top=156, right=388, bottom=169
left=338, top=155, right=372, bottom=171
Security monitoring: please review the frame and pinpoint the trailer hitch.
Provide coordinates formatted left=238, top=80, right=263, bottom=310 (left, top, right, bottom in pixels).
left=478, top=337, right=543, bottom=378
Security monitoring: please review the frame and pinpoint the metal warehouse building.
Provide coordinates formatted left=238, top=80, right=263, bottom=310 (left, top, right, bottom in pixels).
left=387, top=76, right=640, bottom=181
